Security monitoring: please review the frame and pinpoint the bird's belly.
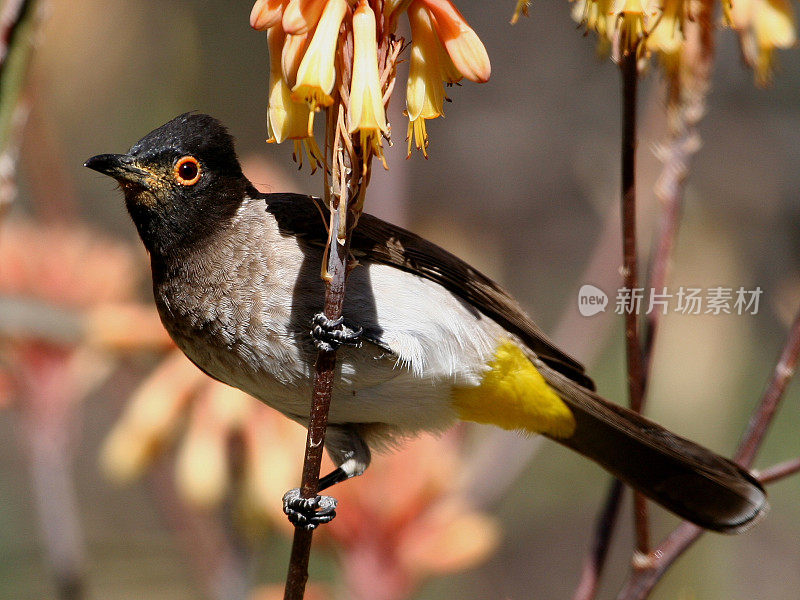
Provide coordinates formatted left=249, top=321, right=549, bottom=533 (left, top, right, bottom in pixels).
left=166, top=314, right=460, bottom=433
left=154, top=258, right=512, bottom=436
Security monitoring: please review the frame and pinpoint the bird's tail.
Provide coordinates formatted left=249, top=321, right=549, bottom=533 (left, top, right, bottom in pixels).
left=539, top=364, right=767, bottom=533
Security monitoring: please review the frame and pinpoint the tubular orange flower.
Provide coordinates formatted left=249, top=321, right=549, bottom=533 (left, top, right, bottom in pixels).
left=349, top=1, right=389, bottom=170
left=406, top=1, right=447, bottom=157
left=267, top=27, right=324, bottom=171
left=404, top=0, right=465, bottom=155
left=292, top=0, right=347, bottom=110
left=251, top=0, right=286, bottom=30
left=282, top=31, right=311, bottom=88
left=419, top=0, right=490, bottom=83
left=282, top=0, right=327, bottom=35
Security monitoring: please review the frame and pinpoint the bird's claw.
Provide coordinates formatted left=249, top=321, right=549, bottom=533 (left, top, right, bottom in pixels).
left=311, top=313, right=363, bottom=352
left=282, top=488, right=338, bottom=531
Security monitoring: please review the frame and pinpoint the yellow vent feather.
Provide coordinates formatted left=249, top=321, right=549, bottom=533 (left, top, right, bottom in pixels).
left=452, top=341, right=576, bottom=438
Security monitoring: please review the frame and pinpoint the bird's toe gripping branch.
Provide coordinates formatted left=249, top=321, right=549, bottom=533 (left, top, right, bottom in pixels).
left=311, top=313, right=363, bottom=352
left=282, top=488, right=338, bottom=530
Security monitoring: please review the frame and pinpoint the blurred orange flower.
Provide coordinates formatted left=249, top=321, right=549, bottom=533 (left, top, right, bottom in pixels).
left=321, top=434, right=500, bottom=600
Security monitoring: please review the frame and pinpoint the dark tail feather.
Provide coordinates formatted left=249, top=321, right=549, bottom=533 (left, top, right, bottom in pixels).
left=541, top=366, right=768, bottom=534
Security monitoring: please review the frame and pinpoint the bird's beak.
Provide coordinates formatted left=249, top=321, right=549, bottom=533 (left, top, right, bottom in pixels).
left=84, top=153, right=151, bottom=186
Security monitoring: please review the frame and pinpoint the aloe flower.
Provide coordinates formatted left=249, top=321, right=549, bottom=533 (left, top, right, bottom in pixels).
left=421, top=0, right=490, bottom=83
left=348, top=1, right=389, bottom=170
left=267, top=27, right=324, bottom=171
left=251, top=0, right=492, bottom=163
left=291, top=0, right=347, bottom=110
left=406, top=1, right=447, bottom=157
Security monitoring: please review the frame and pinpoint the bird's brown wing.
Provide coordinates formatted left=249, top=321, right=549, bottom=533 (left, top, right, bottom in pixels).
left=264, top=193, right=594, bottom=390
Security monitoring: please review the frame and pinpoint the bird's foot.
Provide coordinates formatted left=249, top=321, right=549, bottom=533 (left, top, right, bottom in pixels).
left=282, top=488, right=338, bottom=530
left=311, top=313, right=363, bottom=352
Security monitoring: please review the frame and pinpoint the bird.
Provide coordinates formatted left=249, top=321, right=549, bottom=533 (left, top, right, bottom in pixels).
left=86, top=112, right=767, bottom=533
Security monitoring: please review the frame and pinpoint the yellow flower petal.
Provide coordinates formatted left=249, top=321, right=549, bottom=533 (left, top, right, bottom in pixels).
left=646, top=0, right=684, bottom=55
left=349, top=1, right=388, bottom=136
left=349, top=0, right=388, bottom=171
left=755, top=0, right=797, bottom=48
left=268, top=27, right=316, bottom=143
left=406, top=1, right=447, bottom=157
left=406, top=3, right=446, bottom=121
left=292, top=0, right=347, bottom=110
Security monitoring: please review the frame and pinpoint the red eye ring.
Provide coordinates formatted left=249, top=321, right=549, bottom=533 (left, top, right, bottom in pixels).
left=174, top=156, right=201, bottom=186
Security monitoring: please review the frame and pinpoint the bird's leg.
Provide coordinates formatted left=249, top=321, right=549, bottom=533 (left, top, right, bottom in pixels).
left=282, top=489, right=337, bottom=531
left=282, top=427, right=370, bottom=529
left=318, top=467, right=349, bottom=491
left=311, top=313, right=363, bottom=352
left=281, top=468, right=349, bottom=529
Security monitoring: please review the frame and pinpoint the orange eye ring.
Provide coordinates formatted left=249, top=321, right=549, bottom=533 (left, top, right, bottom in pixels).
left=174, top=156, right=201, bottom=186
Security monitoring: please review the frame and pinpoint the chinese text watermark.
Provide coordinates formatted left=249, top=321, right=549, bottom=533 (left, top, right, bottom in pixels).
left=577, top=285, right=762, bottom=317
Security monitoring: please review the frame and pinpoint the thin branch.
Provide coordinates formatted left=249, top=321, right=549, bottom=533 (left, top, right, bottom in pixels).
left=614, top=522, right=702, bottom=600
left=758, top=457, right=800, bottom=485
left=572, top=479, right=625, bottom=600
left=735, top=308, right=800, bottom=467
left=282, top=24, right=401, bottom=597
left=283, top=151, right=354, bottom=600
left=619, top=45, right=650, bottom=558
left=643, top=0, right=713, bottom=386
left=574, top=37, right=650, bottom=599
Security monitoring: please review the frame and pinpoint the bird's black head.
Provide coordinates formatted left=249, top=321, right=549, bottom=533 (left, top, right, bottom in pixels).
left=85, top=113, right=256, bottom=256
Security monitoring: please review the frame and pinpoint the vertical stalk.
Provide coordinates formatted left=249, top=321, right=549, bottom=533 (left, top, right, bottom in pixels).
left=572, top=479, right=625, bottom=600
left=283, top=164, right=353, bottom=600
left=619, top=47, right=650, bottom=559
left=572, top=40, right=648, bottom=600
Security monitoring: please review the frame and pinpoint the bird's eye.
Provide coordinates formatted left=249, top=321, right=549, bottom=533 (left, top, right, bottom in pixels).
left=174, top=156, right=201, bottom=186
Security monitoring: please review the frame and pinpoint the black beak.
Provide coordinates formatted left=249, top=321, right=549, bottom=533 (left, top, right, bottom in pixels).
left=84, top=153, right=151, bottom=185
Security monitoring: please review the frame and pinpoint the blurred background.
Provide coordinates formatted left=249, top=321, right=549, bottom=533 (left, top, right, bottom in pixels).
left=1, top=1, right=799, bottom=599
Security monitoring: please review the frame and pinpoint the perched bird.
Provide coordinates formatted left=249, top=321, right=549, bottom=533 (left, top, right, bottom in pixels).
left=86, top=113, right=767, bottom=533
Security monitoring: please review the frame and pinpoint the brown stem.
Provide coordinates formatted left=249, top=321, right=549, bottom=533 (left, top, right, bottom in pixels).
left=619, top=47, right=649, bottom=558
left=284, top=196, right=352, bottom=600
left=614, top=522, right=703, bottom=600
left=575, top=44, right=648, bottom=600
left=735, top=307, right=800, bottom=468
left=644, top=1, right=713, bottom=386
left=758, top=457, right=800, bottom=485
left=572, top=479, right=625, bottom=600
